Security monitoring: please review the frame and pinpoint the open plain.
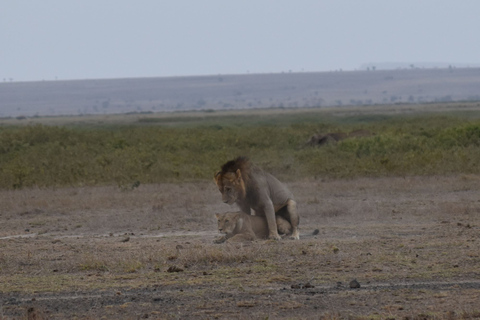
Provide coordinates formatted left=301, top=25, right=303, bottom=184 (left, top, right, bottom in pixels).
left=1, top=104, right=480, bottom=319
left=1, top=175, right=480, bottom=319
left=2, top=68, right=480, bottom=118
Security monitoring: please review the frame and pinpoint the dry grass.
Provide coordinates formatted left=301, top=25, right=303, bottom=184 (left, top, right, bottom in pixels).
left=1, top=176, right=480, bottom=319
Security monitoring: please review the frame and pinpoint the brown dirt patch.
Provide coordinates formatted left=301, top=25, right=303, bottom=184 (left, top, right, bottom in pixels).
left=1, top=176, right=480, bottom=319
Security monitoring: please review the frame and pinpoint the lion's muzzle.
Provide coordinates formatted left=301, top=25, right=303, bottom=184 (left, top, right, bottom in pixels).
left=224, top=198, right=236, bottom=205
left=222, top=194, right=235, bottom=205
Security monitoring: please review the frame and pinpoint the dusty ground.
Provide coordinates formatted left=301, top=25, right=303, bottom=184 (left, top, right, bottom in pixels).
left=1, top=176, right=480, bottom=319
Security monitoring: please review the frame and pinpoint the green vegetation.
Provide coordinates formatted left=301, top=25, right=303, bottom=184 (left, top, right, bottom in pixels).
left=1, top=106, right=480, bottom=189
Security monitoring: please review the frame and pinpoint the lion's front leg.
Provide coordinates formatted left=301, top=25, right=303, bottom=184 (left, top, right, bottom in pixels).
left=227, top=232, right=256, bottom=242
left=213, top=235, right=228, bottom=244
left=264, top=200, right=281, bottom=240
left=214, top=232, right=235, bottom=244
left=237, top=201, right=251, bottom=215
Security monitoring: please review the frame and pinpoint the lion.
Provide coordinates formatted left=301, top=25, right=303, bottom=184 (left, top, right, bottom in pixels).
left=214, top=211, right=292, bottom=243
left=214, top=157, right=300, bottom=240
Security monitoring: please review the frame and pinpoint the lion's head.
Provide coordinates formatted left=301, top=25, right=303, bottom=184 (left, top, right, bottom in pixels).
left=214, top=169, right=245, bottom=205
left=214, top=157, right=248, bottom=205
left=215, top=212, right=242, bottom=234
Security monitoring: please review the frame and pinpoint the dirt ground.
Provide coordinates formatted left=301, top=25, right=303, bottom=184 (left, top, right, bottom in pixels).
left=1, top=175, right=480, bottom=319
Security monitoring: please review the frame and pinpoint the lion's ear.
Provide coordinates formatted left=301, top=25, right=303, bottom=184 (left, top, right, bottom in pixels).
left=235, top=169, right=242, bottom=181
left=215, top=213, right=221, bottom=220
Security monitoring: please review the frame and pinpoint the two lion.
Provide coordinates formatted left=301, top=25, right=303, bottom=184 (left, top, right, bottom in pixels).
left=214, top=157, right=300, bottom=241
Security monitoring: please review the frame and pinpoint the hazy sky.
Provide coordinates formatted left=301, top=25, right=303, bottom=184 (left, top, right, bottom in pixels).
left=2, top=1, right=480, bottom=82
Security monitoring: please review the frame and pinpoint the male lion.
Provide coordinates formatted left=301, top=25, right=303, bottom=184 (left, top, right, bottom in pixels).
left=214, top=212, right=292, bottom=243
left=214, top=157, right=300, bottom=240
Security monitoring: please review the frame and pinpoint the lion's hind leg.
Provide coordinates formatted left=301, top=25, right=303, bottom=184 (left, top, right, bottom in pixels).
left=275, top=216, right=292, bottom=236
left=286, top=199, right=300, bottom=240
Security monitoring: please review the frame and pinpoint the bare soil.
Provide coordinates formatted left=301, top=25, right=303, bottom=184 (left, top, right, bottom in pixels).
left=1, top=176, right=480, bottom=319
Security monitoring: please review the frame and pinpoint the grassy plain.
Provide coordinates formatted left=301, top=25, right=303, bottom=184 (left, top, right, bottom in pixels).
left=1, top=102, right=480, bottom=189
left=1, top=103, right=480, bottom=319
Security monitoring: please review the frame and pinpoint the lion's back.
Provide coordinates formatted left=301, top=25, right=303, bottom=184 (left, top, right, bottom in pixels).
left=264, top=172, right=294, bottom=209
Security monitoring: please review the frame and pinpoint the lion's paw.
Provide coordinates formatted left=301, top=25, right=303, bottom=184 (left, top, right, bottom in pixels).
left=268, top=233, right=282, bottom=241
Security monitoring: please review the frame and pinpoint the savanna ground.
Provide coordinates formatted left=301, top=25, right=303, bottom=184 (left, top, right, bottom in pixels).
left=1, top=104, right=480, bottom=319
